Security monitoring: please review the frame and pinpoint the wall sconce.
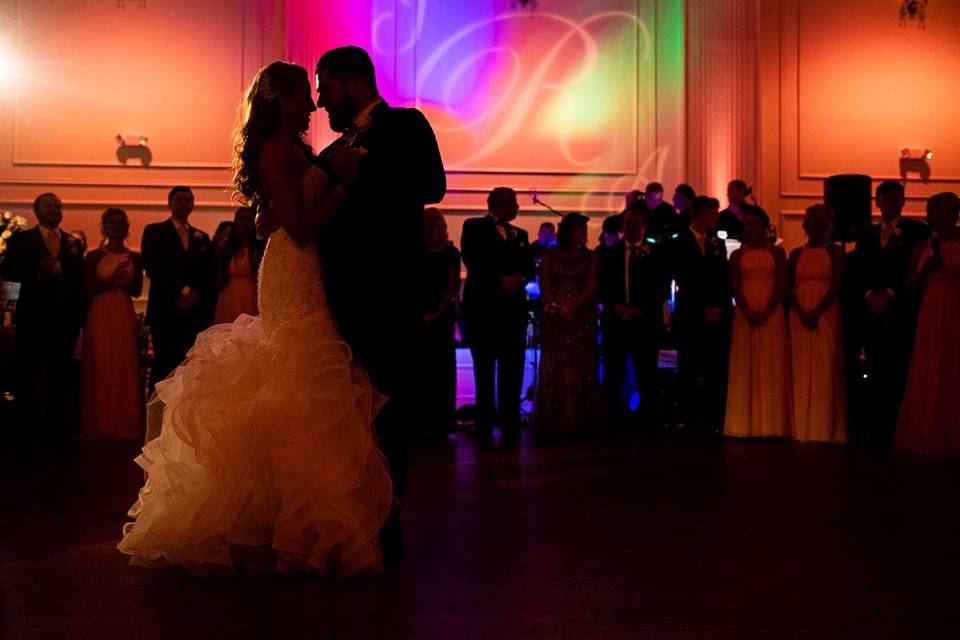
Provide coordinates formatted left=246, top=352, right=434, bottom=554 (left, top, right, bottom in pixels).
left=116, top=134, right=152, bottom=167
left=900, top=148, right=932, bottom=183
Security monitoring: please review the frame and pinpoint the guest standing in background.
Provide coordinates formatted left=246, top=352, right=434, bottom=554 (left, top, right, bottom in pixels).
left=718, top=180, right=761, bottom=240
left=854, top=180, right=929, bottom=445
left=212, top=220, right=234, bottom=248
left=420, top=208, right=461, bottom=438
left=1, top=193, right=85, bottom=436
left=596, top=213, right=623, bottom=256
left=529, top=221, right=557, bottom=266
left=461, top=187, right=535, bottom=435
left=641, top=182, right=678, bottom=239
left=894, top=192, right=960, bottom=457
left=598, top=205, right=670, bottom=428
left=80, top=208, right=144, bottom=439
left=534, top=213, right=605, bottom=436
left=212, top=207, right=262, bottom=324
left=671, top=196, right=732, bottom=433
left=673, top=183, right=696, bottom=229
left=787, top=205, right=847, bottom=443
left=724, top=209, right=791, bottom=438
left=141, top=186, right=212, bottom=387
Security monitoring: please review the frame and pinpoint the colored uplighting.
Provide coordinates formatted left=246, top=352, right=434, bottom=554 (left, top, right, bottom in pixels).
left=370, top=0, right=661, bottom=177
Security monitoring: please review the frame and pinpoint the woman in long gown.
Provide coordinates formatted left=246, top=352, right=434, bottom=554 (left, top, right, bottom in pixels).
left=212, top=207, right=262, bottom=324
left=533, top=213, right=605, bottom=436
left=723, top=209, right=792, bottom=438
left=894, top=192, right=960, bottom=457
left=118, top=62, right=393, bottom=577
left=419, top=208, right=461, bottom=437
left=80, top=208, right=144, bottom=439
left=787, top=205, right=847, bottom=443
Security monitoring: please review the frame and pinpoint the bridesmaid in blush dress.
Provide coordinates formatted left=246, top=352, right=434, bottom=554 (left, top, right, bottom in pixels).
left=787, top=205, right=847, bottom=443
left=213, top=207, right=262, bottom=324
left=80, top=208, right=144, bottom=439
left=723, top=209, right=792, bottom=438
left=894, top=192, right=960, bottom=457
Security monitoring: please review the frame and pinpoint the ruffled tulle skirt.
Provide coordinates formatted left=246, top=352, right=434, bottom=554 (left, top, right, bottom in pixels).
left=118, top=314, right=393, bottom=578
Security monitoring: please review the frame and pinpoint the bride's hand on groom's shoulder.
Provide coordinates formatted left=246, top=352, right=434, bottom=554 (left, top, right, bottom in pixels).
left=328, top=146, right=365, bottom=183
left=256, top=209, right=281, bottom=238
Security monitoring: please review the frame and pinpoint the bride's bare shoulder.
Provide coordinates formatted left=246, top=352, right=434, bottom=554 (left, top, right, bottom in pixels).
left=259, top=140, right=307, bottom=165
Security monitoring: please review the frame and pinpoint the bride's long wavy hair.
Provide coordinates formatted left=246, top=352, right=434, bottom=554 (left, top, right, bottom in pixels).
left=231, top=62, right=314, bottom=211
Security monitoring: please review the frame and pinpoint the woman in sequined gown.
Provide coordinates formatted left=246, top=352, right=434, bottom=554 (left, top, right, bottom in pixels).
left=533, top=214, right=606, bottom=436
left=118, top=63, right=392, bottom=578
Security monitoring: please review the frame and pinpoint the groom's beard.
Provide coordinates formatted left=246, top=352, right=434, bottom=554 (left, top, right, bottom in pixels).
left=327, top=94, right=360, bottom=133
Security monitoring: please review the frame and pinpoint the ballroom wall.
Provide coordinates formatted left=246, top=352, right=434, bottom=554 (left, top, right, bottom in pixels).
left=0, top=0, right=684, bottom=247
left=756, top=0, right=960, bottom=249
left=0, top=0, right=283, bottom=244
left=1, top=0, right=958, bottom=251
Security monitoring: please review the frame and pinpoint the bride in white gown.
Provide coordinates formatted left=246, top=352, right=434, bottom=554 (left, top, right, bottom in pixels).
left=118, top=62, right=393, bottom=578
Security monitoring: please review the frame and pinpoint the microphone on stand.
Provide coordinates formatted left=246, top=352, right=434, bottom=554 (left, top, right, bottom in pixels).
left=531, top=189, right=564, bottom=217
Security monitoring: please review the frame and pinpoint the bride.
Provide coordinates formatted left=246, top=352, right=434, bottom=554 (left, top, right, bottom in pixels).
left=118, top=62, right=393, bottom=578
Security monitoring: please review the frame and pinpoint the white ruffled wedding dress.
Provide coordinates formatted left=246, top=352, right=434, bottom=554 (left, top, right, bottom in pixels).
left=118, top=167, right=393, bottom=578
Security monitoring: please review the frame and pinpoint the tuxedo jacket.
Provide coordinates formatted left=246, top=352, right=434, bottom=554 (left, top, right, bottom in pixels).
left=597, top=240, right=670, bottom=332
left=1, top=226, right=85, bottom=332
left=670, top=227, right=731, bottom=328
left=854, top=217, right=930, bottom=300
left=460, top=216, right=535, bottom=326
left=316, top=101, right=446, bottom=393
left=140, top=219, right=212, bottom=327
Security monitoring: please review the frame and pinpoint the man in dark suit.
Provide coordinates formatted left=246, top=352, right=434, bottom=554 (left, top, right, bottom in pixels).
left=1, top=193, right=85, bottom=436
left=598, top=203, right=670, bottom=427
left=461, top=187, right=535, bottom=435
left=851, top=180, right=929, bottom=444
left=141, top=186, right=212, bottom=387
left=640, top=182, right=679, bottom=240
left=313, top=47, right=446, bottom=538
left=671, top=195, right=732, bottom=432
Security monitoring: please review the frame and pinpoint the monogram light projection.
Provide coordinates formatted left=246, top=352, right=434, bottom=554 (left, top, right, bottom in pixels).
left=371, top=0, right=658, bottom=180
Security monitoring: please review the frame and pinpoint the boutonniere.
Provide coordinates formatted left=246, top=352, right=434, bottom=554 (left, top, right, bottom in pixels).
left=893, top=227, right=903, bottom=238
left=354, top=112, right=373, bottom=130
left=193, top=230, right=204, bottom=240
left=69, top=244, right=81, bottom=255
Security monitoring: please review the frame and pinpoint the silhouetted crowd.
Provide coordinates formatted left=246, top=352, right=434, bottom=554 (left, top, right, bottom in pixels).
left=3, top=180, right=959, bottom=458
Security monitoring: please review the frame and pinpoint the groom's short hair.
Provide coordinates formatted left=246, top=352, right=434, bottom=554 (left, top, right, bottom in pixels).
left=316, top=46, right=376, bottom=88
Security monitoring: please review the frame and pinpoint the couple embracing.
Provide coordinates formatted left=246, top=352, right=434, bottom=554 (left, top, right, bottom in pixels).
left=118, top=47, right=445, bottom=577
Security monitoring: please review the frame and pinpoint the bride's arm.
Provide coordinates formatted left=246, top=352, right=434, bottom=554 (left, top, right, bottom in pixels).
left=258, top=142, right=350, bottom=246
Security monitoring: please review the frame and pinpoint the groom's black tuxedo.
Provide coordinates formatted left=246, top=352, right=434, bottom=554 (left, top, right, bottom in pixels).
left=317, top=100, right=445, bottom=501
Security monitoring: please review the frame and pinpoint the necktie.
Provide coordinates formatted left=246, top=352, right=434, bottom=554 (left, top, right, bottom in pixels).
left=177, top=224, right=190, bottom=251
left=45, top=229, right=60, bottom=257
left=495, top=221, right=507, bottom=241
left=881, top=223, right=894, bottom=248
left=627, top=245, right=639, bottom=304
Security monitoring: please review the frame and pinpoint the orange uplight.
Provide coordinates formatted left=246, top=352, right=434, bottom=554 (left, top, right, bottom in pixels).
left=0, top=46, right=15, bottom=85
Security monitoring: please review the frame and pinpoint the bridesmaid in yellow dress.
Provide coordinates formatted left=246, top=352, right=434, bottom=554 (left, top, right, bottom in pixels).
left=213, top=207, right=262, bottom=324
left=894, top=192, right=960, bottom=457
left=787, top=205, right=847, bottom=443
left=80, top=208, right=144, bottom=439
left=724, top=209, right=792, bottom=438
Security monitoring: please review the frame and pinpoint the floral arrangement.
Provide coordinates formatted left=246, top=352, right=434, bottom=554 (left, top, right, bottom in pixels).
left=0, top=210, right=29, bottom=257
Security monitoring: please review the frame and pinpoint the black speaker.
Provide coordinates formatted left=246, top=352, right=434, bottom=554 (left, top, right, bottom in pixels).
left=824, top=174, right=872, bottom=242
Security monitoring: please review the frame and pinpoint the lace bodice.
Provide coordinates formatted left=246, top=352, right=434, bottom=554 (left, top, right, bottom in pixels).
left=257, top=166, right=334, bottom=330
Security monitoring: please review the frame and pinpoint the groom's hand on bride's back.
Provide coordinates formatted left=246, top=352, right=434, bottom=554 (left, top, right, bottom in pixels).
left=256, top=208, right=281, bottom=239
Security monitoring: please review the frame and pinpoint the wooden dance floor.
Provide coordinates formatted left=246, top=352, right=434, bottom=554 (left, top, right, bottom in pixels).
left=1, top=432, right=958, bottom=639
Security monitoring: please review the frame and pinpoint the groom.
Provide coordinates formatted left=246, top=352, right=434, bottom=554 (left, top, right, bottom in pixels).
left=313, top=47, right=446, bottom=552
